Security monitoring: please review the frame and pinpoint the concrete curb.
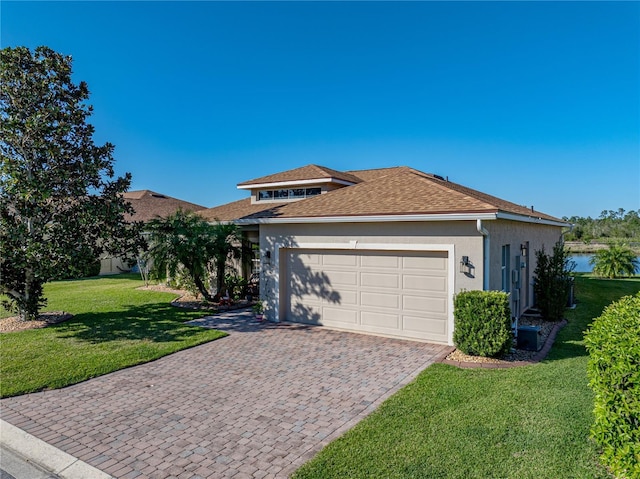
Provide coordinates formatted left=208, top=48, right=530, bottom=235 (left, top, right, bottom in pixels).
left=0, top=420, right=113, bottom=479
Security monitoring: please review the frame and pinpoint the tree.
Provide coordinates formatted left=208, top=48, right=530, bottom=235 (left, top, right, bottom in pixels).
left=210, top=222, right=241, bottom=297
left=590, top=244, right=639, bottom=279
left=533, top=242, right=575, bottom=321
left=145, top=210, right=240, bottom=301
left=0, top=46, right=143, bottom=320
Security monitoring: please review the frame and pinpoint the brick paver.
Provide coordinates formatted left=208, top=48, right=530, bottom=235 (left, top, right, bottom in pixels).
left=1, top=310, right=451, bottom=478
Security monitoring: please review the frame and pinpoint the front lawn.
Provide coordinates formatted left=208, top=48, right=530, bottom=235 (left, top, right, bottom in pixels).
left=0, top=274, right=225, bottom=398
left=294, top=275, right=640, bottom=479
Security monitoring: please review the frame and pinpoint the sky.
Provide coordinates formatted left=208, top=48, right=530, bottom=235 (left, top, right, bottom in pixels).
left=2, top=1, right=639, bottom=219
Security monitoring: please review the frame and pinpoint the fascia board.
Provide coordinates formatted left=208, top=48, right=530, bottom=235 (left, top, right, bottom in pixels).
left=234, top=212, right=497, bottom=225
left=495, top=212, right=569, bottom=227
left=237, top=178, right=355, bottom=190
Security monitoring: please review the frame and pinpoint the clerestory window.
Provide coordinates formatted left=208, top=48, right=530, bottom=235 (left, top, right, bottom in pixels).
left=258, top=187, right=321, bottom=201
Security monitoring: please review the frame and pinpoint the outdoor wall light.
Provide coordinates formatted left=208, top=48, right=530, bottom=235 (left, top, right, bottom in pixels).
left=520, top=243, right=528, bottom=258
left=460, top=256, right=471, bottom=274
left=264, top=250, right=271, bottom=265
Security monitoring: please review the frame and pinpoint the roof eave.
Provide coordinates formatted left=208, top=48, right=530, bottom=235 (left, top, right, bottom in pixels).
left=237, top=178, right=356, bottom=190
left=235, top=212, right=499, bottom=225
left=495, top=211, right=569, bottom=227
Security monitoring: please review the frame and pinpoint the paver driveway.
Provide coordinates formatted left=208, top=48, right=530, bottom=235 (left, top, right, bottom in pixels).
left=1, top=310, right=451, bottom=479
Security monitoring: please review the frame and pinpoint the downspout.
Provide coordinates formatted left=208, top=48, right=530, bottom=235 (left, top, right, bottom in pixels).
left=476, top=219, right=489, bottom=290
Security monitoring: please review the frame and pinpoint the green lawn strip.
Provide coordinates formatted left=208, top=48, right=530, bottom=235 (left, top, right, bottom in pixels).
left=294, top=275, right=640, bottom=479
left=0, top=274, right=225, bottom=398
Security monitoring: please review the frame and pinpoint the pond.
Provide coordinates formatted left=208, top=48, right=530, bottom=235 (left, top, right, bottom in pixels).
left=569, top=254, right=595, bottom=273
left=569, top=253, right=640, bottom=273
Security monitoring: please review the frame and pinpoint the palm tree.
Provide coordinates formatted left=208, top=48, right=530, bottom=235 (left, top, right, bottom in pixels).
left=145, top=210, right=240, bottom=301
left=209, top=222, right=241, bottom=298
left=590, top=244, right=639, bottom=279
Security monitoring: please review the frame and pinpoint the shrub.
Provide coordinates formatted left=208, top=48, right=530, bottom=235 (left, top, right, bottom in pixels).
left=453, top=290, right=513, bottom=357
left=533, top=242, right=575, bottom=321
left=585, top=292, right=640, bottom=478
left=590, top=243, right=639, bottom=279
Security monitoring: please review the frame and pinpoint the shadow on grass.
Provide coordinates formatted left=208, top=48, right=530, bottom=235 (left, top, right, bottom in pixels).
left=52, top=302, right=218, bottom=344
left=544, top=275, right=640, bottom=363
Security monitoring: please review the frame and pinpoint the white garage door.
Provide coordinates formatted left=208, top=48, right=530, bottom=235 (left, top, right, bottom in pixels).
left=286, top=249, right=449, bottom=343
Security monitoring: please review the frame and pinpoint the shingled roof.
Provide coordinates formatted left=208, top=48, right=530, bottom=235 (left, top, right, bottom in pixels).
left=199, top=198, right=288, bottom=222
left=203, top=165, right=566, bottom=225
left=123, top=190, right=206, bottom=223
left=237, top=164, right=362, bottom=187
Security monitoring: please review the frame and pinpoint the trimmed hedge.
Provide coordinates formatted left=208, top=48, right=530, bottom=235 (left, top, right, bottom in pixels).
left=453, top=290, right=513, bottom=357
left=585, top=292, right=640, bottom=478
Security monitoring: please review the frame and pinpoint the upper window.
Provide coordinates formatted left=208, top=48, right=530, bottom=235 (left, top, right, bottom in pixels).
left=258, top=187, right=321, bottom=201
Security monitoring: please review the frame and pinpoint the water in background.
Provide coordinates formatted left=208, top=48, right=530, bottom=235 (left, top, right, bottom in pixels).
left=569, top=254, right=594, bottom=273
left=569, top=253, right=640, bottom=273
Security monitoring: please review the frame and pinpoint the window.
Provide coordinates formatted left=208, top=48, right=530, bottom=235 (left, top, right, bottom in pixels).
left=273, top=189, right=289, bottom=199
left=501, top=245, right=510, bottom=292
left=257, top=187, right=322, bottom=201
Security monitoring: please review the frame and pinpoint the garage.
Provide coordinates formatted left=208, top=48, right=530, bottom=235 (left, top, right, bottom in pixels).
left=285, top=249, right=450, bottom=343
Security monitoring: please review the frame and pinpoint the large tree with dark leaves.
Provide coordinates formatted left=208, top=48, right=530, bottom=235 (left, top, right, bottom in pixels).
left=1, top=46, right=144, bottom=320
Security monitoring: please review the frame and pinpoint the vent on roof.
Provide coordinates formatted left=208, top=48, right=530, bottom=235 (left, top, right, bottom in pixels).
left=432, top=174, right=445, bottom=181
left=151, top=194, right=167, bottom=199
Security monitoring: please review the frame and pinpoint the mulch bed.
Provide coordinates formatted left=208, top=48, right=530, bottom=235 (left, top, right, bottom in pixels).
left=0, top=312, right=74, bottom=333
left=442, top=317, right=567, bottom=368
left=138, top=284, right=253, bottom=312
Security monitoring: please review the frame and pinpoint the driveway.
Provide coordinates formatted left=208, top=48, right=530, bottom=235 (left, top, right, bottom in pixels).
left=0, top=310, right=451, bottom=479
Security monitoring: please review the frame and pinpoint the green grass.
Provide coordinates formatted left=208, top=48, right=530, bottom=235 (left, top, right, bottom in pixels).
left=294, top=275, right=640, bottom=479
left=0, top=274, right=225, bottom=398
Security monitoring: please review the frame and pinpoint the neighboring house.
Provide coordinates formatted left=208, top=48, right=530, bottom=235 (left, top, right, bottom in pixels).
left=200, top=165, right=569, bottom=345
left=99, top=190, right=206, bottom=275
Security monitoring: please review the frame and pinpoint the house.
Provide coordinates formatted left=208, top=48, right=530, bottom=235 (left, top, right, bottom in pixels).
left=200, top=165, right=568, bottom=345
left=99, top=190, right=206, bottom=275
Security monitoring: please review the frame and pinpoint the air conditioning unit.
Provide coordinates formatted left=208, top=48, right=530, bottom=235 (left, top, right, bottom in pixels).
left=517, top=325, right=542, bottom=351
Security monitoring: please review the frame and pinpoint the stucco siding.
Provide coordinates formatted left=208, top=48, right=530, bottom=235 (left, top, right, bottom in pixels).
left=259, top=221, right=484, bottom=331
left=485, top=220, right=564, bottom=316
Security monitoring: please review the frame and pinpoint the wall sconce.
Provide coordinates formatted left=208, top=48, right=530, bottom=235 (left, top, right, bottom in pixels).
left=520, top=243, right=528, bottom=258
left=264, top=250, right=271, bottom=265
left=460, top=256, right=471, bottom=274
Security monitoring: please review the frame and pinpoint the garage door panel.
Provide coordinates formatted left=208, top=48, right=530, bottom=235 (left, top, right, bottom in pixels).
left=322, top=254, right=358, bottom=267
left=403, top=315, right=447, bottom=335
left=361, top=272, right=399, bottom=288
left=361, top=291, right=399, bottom=309
left=403, top=274, right=447, bottom=292
left=324, top=270, right=358, bottom=286
left=333, top=290, right=358, bottom=306
left=294, top=253, right=321, bottom=265
left=323, top=307, right=358, bottom=324
left=361, top=311, right=400, bottom=329
left=287, top=249, right=449, bottom=344
left=361, top=255, right=399, bottom=269
left=403, top=255, right=447, bottom=271
left=403, top=295, right=448, bottom=314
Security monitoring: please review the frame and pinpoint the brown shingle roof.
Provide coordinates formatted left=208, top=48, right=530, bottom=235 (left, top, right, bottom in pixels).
left=122, top=190, right=206, bottom=223
left=346, top=167, right=405, bottom=182
left=206, top=165, right=565, bottom=224
left=199, top=198, right=288, bottom=222
left=246, top=167, right=563, bottom=222
left=238, top=164, right=361, bottom=187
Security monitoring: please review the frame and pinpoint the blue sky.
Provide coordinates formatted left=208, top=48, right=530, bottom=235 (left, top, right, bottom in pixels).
left=2, top=1, right=639, bottom=219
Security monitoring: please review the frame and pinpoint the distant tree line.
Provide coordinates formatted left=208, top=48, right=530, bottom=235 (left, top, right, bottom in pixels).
left=563, top=209, right=640, bottom=243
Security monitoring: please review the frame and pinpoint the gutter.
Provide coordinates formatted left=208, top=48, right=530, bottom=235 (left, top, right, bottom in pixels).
left=235, top=212, right=498, bottom=225
left=477, top=219, right=490, bottom=290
